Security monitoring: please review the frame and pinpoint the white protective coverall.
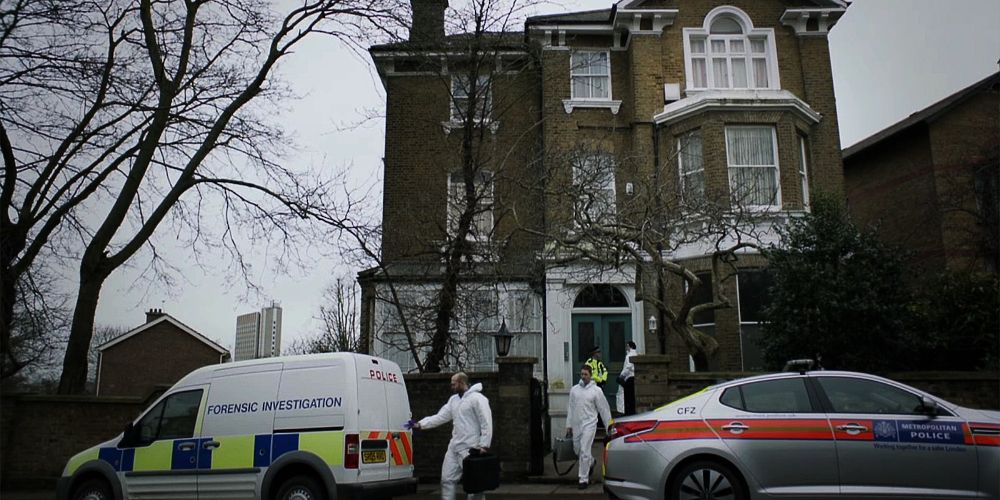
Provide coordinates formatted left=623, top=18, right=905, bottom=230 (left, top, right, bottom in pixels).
left=566, top=379, right=612, bottom=483
left=418, top=382, right=493, bottom=500
left=616, top=347, right=638, bottom=413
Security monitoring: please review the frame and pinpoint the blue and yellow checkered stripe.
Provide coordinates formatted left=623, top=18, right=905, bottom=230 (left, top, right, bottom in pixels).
left=96, top=431, right=344, bottom=472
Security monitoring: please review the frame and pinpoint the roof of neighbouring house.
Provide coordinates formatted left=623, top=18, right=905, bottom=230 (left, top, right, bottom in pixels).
left=369, top=32, right=527, bottom=53
left=843, top=72, right=1000, bottom=161
left=98, top=314, right=229, bottom=355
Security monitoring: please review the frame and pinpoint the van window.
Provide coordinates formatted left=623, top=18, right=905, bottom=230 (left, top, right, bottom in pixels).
left=134, top=389, right=203, bottom=446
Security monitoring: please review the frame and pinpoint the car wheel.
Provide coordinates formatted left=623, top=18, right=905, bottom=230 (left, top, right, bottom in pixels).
left=668, top=460, right=746, bottom=500
left=72, top=478, right=112, bottom=500
left=275, top=474, right=328, bottom=500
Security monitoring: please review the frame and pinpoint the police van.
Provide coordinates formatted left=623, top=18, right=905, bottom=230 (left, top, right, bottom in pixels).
left=58, top=352, right=418, bottom=500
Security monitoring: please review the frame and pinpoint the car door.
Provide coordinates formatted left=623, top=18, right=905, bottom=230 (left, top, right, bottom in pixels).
left=813, top=375, right=979, bottom=497
left=704, top=376, right=840, bottom=497
left=119, top=387, right=207, bottom=500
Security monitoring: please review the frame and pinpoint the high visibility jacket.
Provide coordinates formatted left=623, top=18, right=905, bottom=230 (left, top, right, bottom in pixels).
left=585, top=357, right=608, bottom=384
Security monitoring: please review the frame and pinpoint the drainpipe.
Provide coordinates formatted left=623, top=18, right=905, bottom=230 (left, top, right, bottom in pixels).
left=651, top=120, right=667, bottom=355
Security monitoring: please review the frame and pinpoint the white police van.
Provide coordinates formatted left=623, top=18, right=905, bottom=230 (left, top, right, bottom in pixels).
left=58, top=353, right=417, bottom=500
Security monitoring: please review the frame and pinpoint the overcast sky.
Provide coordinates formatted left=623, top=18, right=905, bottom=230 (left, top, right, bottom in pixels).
left=93, top=0, right=1000, bottom=353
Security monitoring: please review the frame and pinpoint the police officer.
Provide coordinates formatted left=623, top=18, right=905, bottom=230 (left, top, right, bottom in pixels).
left=584, top=346, right=608, bottom=388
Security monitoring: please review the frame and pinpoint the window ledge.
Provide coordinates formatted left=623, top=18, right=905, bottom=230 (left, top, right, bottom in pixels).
left=441, top=120, right=499, bottom=135
left=562, top=99, right=622, bottom=115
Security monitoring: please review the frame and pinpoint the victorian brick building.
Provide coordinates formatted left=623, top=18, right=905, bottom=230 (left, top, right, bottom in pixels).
left=363, top=0, right=848, bottom=430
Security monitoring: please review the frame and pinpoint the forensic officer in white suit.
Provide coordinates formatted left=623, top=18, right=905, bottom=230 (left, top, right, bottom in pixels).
left=565, top=364, right=612, bottom=489
left=413, top=372, right=493, bottom=500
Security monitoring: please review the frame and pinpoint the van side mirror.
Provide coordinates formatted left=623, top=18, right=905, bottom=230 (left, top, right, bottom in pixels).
left=119, top=422, right=135, bottom=447
left=919, top=396, right=939, bottom=416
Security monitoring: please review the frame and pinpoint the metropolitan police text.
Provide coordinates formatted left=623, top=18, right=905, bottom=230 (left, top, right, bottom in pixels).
left=207, top=397, right=342, bottom=415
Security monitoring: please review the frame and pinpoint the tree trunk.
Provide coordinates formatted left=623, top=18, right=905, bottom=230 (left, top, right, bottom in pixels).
left=57, top=271, right=105, bottom=394
left=0, top=271, right=18, bottom=377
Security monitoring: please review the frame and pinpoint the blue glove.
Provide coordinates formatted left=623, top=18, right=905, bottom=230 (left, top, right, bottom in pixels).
left=404, top=419, right=417, bottom=430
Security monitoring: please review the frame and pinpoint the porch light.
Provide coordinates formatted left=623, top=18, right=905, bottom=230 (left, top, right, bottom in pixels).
left=493, top=319, right=514, bottom=357
left=648, top=315, right=657, bottom=333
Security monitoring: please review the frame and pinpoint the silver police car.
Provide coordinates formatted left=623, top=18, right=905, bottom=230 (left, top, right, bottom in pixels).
left=603, top=370, right=1000, bottom=499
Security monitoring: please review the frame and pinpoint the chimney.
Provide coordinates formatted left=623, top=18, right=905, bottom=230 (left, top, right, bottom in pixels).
left=409, top=0, right=447, bottom=43
left=145, top=308, right=166, bottom=323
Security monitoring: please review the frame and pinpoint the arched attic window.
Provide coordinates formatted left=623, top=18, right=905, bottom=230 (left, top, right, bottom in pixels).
left=684, top=7, right=779, bottom=91
left=574, top=285, right=629, bottom=308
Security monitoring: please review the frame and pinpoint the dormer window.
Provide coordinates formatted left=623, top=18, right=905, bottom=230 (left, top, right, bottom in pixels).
left=684, top=7, right=779, bottom=91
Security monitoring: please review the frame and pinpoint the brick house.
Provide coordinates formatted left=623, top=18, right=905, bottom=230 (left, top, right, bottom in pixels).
left=363, top=0, right=848, bottom=431
left=843, top=72, right=999, bottom=274
left=96, top=309, right=229, bottom=397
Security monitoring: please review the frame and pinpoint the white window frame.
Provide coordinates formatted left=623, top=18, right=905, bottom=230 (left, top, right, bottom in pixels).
left=447, top=170, right=494, bottom=242
left=798, top=134, right=811, bottom=208
left=570, top=50, right=612, bottom=101
left=725, top=126, right=782, bottom=209
left=683, top=6, right=780, bottom=92
left=572, top=152, right=617, bottom=223
left=450, top=74, right=492, bottom=122
left=677, top=129, right=705, bottom=203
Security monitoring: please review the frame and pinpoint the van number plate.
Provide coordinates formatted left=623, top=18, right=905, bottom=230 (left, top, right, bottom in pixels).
left=362, top=450, right=386, bottom=464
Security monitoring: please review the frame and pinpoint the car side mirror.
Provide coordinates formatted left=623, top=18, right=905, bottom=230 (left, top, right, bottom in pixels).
left=920, top=396, right=939, bottom=416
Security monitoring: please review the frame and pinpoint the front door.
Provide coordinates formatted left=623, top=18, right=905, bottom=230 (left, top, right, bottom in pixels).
left=572, top=314, right=631, bottom=408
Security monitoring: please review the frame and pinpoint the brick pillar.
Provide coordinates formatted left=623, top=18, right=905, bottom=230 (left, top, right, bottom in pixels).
left=495, top=356, right=537, bottom=478
left=632, top=354, right=671, bottom=413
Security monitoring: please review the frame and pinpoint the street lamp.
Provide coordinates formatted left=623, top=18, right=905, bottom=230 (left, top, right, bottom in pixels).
left=493, top=319, right=514, bottom=357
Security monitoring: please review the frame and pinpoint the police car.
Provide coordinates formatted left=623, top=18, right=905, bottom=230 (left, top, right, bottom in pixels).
left=58, top=353, right=418, bottom=500
left=603, top=369, right=1000, bottom=499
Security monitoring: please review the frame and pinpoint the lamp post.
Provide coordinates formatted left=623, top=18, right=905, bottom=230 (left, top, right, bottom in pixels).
left=493, top=319, right=514, bottom=357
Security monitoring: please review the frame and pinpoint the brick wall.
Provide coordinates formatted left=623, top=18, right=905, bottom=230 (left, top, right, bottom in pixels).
left=632, top=361, right=1000, bottom=413
left=1, top=359, right=540, bottom=490
left=405, top=357, right=539, bottom=481
left=0, top=395, right=149, bottom=489
left=99, top=322, right=224, bottom=397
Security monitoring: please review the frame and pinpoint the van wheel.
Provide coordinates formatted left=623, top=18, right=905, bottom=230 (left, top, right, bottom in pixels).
left=72, top=478, right=112, bottom=500
left=668, top=460, right=746, bottom=500
left=275, top=474, right=327, bottom=500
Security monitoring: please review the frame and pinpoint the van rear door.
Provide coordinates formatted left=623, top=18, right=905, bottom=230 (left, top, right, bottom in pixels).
left=381, top=360, right=413, bottom=480
left=355, top=356, right=391, bottom=482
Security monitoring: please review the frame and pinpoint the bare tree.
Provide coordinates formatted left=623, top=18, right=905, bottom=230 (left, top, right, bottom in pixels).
left=1, top=265, right=71, bottom=382
left=87, top=323, right=127, bottom=391
left=288, top=277, right=361, bottom=354
left=530, top=136, right=772, bottom=370
left=350, top=0, right=545, bottom=372
left=1, top=0, right=406, bottom=392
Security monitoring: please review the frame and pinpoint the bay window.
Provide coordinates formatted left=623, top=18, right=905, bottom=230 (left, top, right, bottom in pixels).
left=726, top=126, right=781, bottom=208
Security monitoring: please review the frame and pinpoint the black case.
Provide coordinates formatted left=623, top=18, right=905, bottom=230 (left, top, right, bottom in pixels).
left=462, top=450, right=500, bottom=493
